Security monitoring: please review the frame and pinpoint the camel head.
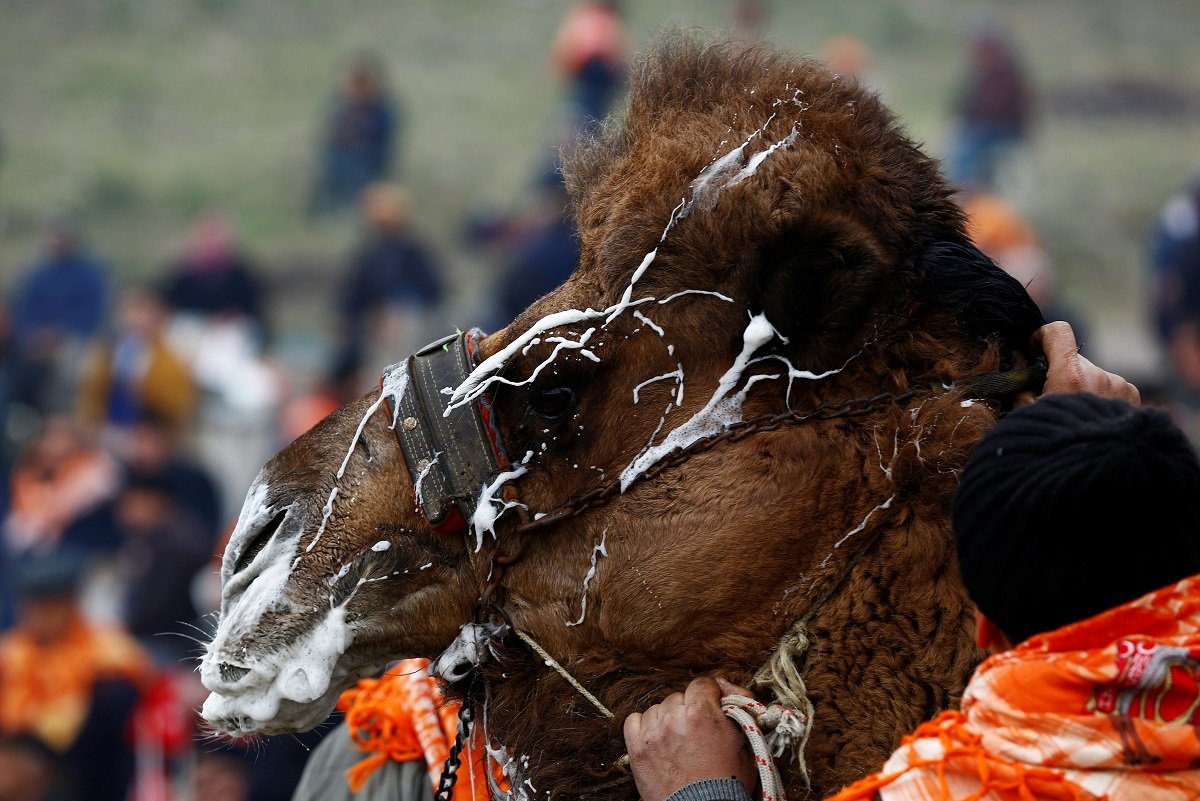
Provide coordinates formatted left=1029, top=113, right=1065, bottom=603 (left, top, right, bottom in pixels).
left=201, top=39, right=1044, bottom=797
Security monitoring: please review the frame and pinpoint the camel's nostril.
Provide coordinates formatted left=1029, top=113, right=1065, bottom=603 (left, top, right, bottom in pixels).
left=219, top=662, right=252, bottom=684
left=232, top=510, right=287, bottom=576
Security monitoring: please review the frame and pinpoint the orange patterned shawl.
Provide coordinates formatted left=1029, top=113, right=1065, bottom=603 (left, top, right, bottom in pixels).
left=828, top=574, right=1200, bottom=800
left=338, top=658, right=504, bottom=801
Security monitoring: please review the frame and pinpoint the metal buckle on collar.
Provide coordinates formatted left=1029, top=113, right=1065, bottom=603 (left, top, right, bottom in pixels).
left=383, top=330, right=510, bottom=534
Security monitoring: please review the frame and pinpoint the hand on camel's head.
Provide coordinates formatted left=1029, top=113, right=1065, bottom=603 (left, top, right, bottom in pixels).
left=1020, top=321, right=1139, bottom=405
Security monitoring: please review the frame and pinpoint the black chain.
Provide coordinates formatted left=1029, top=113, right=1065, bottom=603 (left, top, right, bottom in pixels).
left=516, top=387, right=922, bottom=535
left=512, top=356, right=1049, bottom=536
left=433, top=702, right=476, bottom=801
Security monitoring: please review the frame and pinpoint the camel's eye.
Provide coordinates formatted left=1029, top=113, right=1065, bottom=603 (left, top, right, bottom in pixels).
left=529, top=387, right=576, bottom=420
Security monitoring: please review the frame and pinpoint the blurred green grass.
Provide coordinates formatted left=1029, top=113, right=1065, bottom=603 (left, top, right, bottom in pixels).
left=1, top=0, right=1198, bottom=373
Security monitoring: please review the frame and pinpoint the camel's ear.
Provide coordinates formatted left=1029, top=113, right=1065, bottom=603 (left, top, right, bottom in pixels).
left=913, top=241, right=1046, bottom=359
left=751, top=220, right=891, bottom=365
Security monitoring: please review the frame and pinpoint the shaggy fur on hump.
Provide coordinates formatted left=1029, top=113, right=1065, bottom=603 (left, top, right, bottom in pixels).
left=450, top=37, right=1045, bottom=801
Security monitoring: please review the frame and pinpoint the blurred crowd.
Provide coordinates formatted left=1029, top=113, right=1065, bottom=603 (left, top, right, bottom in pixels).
left=0, top=3, right=1197, bottom=801
left=0, top=3, right=626, bottom=800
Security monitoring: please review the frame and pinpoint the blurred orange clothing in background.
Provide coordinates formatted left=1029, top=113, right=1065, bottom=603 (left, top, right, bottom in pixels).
left=0, top=610, right=150, bottom=751
left=962, top=191, right=1039, bottom=256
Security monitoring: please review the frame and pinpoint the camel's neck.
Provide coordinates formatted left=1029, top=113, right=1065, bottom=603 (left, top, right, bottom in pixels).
left=467, top=395, right=994, bottom=801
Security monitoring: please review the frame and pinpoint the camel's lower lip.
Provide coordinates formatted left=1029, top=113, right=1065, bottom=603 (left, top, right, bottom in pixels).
left=201, top=688, right=338, bottom=736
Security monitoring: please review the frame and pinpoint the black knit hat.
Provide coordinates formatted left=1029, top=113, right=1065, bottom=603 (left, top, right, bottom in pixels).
left=953, top=393, right=1200, bottom=644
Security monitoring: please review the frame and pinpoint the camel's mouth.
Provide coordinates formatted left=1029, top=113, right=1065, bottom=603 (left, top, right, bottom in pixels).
left=201, top=679, right=344, bottom=736
left=199, top=651, right=374, bottom=736
left=199, top=587, right=397, bottom=736
left=200, top=474, right=383, bottom=735
left=199, top=598, right=366, bottom=733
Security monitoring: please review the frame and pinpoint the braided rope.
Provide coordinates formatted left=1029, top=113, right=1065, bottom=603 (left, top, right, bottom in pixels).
left=750, top=620, right=817, bottom=788
left=513, top=627, right=615, bottom=719
left=721, top=694, right=807, bottom=801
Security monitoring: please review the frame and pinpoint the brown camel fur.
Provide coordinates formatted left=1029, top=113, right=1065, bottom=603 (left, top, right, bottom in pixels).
left=200, top=38, right=1045, bottom=800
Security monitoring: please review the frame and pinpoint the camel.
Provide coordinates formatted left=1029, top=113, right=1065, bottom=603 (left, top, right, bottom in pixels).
left=200, top=39, right=1046, bottom=800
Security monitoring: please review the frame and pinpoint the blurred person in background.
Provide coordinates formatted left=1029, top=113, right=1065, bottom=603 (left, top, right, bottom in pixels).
left=161, top=212, right=266, bottom=337
left=732, top=0, right=769, bottom=45
left=0, top=551, right=150, bottom=801
left=8, top=216, right=108, bottom=416
left=55, top=406, right=221, bottom=629
left=482, top=1, right=627, bottom=230
left=492, top=175, right=580, bottom=328
left=1149, top=174, right=1200, bottom=436
left=310, top=55, right=398, bottom=217
left=56, top=410, right=222, bottom=629
left=818, top=34, right=887, bottom=105
left=111, top=470, right=210, bottom=667
left=1150, top=173, right=1200, bottom=341
left=820, top=35, right=871, bottom=82
left=119, top=411, right=220, bottom=544
left=159, top=213, right=280, bottom=519
left=2, top=416, right=117, bottom=559
left=949, top=23, right=1033, bottom=191
left=76, top=288, right=196, bottom=449
left=193, top=752, right=250, bottom=801
left=550, top=1, right=629, bottom=128
left=338, top=182, right=444, bottom=370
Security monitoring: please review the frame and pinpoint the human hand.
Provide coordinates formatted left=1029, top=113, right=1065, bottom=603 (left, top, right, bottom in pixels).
left=624, top=677, right=758, bottom=801
left=1021, top=322, right=1139, bottom=405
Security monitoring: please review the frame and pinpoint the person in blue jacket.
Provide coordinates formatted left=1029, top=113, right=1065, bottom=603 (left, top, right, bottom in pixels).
left=9, top=217, right=108, bottom=414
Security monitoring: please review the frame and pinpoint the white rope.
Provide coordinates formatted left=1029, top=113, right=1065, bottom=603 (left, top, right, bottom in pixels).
left=511, top=627, right=807, bottom=801
left=513, top=627, right=615, bottom=719
left=721, top=694, right=807, bottom=801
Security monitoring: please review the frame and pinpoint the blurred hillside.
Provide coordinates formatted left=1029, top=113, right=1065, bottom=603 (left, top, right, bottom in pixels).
left=2, top=0, right=1199, bottom=379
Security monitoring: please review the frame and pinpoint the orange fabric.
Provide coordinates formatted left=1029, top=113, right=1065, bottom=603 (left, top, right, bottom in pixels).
left=962, top=193, right=1039, bottom=259
left=6, top=450, right=116, bottom=552
left=0, top=612, right=151, bottom=752
left=827, top=574, right=1200, bottom=800
left=338, top=659, right=506, bottom=800
left=279, top=392, right=342, bottom=443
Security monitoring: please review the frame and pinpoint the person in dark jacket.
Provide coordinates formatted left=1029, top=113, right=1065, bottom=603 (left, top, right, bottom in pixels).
left=310, top=57, right=398, bottom=217
left=338, top=183, right=443, bottom=363
left=113, top=471, right=210, bottom=667
left=161, top=213, right=265, bottom=334
left=494, top=178, right=580, bottom=327
left=1150, top=175, right=1200, bottom=418
left=949, top=25, right=1032, bottom=189
left=10, top=219, right=107, bottom=350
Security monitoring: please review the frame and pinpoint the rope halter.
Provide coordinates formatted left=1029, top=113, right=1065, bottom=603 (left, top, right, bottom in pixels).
left=721, top=694, right=810, bottom=801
